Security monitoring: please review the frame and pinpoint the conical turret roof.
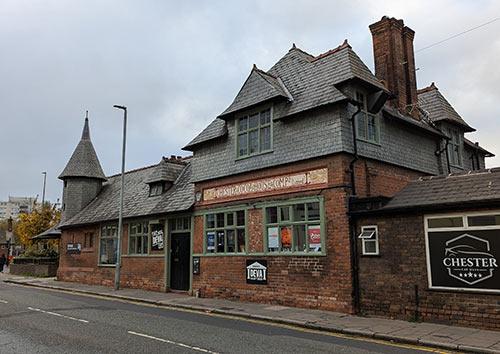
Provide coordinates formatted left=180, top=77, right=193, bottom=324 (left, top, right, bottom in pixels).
left=58, top=116, right=107, bottom=181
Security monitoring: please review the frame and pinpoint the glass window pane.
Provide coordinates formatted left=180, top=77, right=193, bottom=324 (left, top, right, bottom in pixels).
left=468, top=215, right=500, bottom=227
left=238, top=117, right=248, bottom=132
left=206, top=231, right=215, bottom=253
left=216, top=231, right=225, bottom=253
left=100, top=238, right=117, bottom=264
left=307, top=202, right=320, bottom=221
left=137, top=235, right=143, bottom=254
left=293, top=204, right=306, bottom=222
left=267, top=226, right=279, bottom=252
left=364, top=240, right=377, bottom=254
left=260, top=126, right=271, bottom=151
left=177, top=218, right=183, bottom=230
left=280, top=226, right=292, bottom=251
left=183, top=217, right=190, bottom=230
left=236, top=210, right=245, bottom=226
left=280, top=206, right=290, bottom=222
left=170, top=219, right=177, bottom=231
left=294, top=225, right=306, bottom=252
left=260, top=109, right=271, bottom=124
left=308, top=225, right=321, bottom=252
left=357, top=113, right=367, bottom=139
left=237, top=229, right=246, bottom=253
left=216, top=213, right=225, bottom=228
left=367, top=115, right=378, bottom=142
left=206, top=214, right=215, bottom=229
left=428, top=217, right=463, bottom=228
left=227, top=230, right=235, bottom=253
left=238, top=133, right=248, bottom=156
left=249, top=130, right=258, bottom=154
left=226, top=212, right=234, bottom=226
left=266, top=207, right=278, bottom=224
left=248, top=113, right=259, bottom=129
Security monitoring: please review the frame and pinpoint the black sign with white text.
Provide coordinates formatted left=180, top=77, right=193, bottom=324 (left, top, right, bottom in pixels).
left=427, top=230, right=499, bottom=292
left=66, top=243, right=81, bottom=254
left=246, top=260, right=268, bottom=285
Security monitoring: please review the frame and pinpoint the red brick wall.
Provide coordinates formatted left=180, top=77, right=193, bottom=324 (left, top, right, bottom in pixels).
left=356, top=213, right=500, bottom=331
left=58, top=223, right=165, bottom=292
left=192, top=153, right=421, bottom=313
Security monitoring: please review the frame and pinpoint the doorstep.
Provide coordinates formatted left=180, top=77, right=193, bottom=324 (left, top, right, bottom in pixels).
left=2, top=273, right=499, bottom=354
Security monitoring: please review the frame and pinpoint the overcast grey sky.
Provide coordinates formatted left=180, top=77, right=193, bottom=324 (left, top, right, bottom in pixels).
left=1, top=0, right=499, bottom=203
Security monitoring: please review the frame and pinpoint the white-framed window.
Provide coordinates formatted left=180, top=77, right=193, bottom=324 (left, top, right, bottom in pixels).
left=149, top=182, right=164, bottom=196
left=359, top=225, right=379, bottom=255
left=237, top=108, right=272, bottom=158
left=129, top=221, right=149, bottom=255
left=355, top=92, right=380, bottom=144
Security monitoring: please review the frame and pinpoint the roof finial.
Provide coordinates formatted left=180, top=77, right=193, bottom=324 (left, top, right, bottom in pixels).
left=292, top=43, right=296, bottom=48
left=81, top=111, right=90, bottom=140
left=252, top=63, right=257, bottom=70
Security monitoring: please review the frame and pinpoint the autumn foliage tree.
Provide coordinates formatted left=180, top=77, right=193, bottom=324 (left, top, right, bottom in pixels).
left=15, top=203, right=61, bottom=247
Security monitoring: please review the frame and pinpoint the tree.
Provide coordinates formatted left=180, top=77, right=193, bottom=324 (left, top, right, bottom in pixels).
left=15, top=203, right=60, bottom=247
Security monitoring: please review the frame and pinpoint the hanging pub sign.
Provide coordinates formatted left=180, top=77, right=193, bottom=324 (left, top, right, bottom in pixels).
left=246, top=260, right=268, bottom=284
left=151, top=224, right=164, bottom=251
left=66, top=243, right=81, bottom=254
left=426, top=229, right=499, bottom=293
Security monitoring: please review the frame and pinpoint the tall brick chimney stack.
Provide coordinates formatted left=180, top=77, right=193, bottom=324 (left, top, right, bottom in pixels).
left=370, top=16, right=419, bottom=119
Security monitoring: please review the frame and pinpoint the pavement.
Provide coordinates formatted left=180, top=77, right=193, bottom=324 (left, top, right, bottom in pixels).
left=1, top=272, right=499, bottom=353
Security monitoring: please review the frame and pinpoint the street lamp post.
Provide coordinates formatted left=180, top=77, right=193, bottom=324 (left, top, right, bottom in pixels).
left=41, top=172, right=47, bottom=206
left=113, top=105, right=127, bottom=291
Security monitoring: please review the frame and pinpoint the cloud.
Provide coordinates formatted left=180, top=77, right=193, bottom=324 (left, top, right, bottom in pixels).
left=0, top=0, right=499, bottom=203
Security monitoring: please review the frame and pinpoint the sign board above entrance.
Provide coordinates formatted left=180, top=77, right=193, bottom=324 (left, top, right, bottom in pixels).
left=203, top=168, right=328, bottom=203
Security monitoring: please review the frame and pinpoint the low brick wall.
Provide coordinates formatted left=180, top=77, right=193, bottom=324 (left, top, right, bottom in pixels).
left=10, top=257, right=59, bottom=277
left=356, top=213, right=500, bottom=331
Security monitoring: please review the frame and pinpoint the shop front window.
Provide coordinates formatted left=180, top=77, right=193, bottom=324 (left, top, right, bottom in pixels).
left=99, top=225, right=118, bottom=265
left=205, top=210, right=246, bottom=254
left=265, top=200, right=323, bottom=253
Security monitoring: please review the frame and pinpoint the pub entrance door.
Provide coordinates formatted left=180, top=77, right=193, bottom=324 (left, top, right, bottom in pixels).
left=170, top=233, right=190, bottom=291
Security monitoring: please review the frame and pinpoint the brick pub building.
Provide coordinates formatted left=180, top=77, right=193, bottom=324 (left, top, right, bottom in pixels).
left=57, top=16, right=498, bottom=330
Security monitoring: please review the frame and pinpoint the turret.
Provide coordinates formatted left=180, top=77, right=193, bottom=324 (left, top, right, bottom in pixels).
left=58, top=113, right=106, bottom=222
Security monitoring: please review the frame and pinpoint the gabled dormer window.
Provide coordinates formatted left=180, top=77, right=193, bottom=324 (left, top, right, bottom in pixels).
left=149, top=182, right=164, bottom=196
left=355, top=92, right=380, bottom=144
left=237, top=108, right=272, bottom=158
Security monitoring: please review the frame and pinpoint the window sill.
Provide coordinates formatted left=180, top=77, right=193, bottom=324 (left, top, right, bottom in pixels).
left=361, top=253, right=380, bottom=257
left=122, top=254, right=164, bottom=258
left=356, top=138, right=381, bottom=147
left=235, top=149, right=274, bottom=161
left=97, top=264, right=116, bottom=267
left=195, top=253, right=247, bottom=257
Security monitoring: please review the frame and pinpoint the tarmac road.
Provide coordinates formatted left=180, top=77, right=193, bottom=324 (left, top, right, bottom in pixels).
left=0, top=282, right=447, bottom=354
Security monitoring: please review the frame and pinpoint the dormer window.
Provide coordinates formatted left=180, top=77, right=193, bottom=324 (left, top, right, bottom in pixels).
left=149, top=182, right=164, bottom=196
left=355, top=92, right=380, bottom=144
left=447, top=128, right=463, bottom=167
left=237, top=108, right=272, bottom=158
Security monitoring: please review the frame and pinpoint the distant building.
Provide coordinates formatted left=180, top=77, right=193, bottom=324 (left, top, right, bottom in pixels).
left=0, top=196, right=36, bottom=220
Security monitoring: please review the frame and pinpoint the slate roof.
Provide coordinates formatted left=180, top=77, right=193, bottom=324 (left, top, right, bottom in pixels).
left=59, top=162, right=194, bottom=228
left=144, top=157, right=186, bottom=184
left=379, top=168, right=500, bottom=212
left=220, top=67, right=291, bottom=117
left=417, top=83, right=475, bottom=132
left=59, top=118, right=107, bottom=180
left=184, top=41, right=386, bottom=150
left=382, top=105, right=445, bottom=137
left=31, top=226, right=61, bottom=240
left=464, top=138, right=495, bottom=157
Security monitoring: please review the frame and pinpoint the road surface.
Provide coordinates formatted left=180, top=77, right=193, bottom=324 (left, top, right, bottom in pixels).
left=0, top=282, right=445, bottom=353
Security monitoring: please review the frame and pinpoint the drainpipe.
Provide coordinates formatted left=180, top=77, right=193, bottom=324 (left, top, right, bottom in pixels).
left=348, top=101, right=362, bottom=314
left=444, top=138, right=451, bottom=174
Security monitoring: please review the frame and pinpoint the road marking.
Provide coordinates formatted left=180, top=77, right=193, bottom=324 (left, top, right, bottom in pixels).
left=27, top=307, right=89, bottom=323
left=12, top=284, right=446, bottom=353
left=0, top=299, right=8, bottom=304
left=128, top=330, right=219, bottom=354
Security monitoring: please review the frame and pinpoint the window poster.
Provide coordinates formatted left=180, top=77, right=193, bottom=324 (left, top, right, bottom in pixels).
left=281, top=227, right=292, bottom=250
left=268, top=227, right=279, bottom=249
left=151, top=224, right=165, bottom=250
left=207, top=232, right=215, bottom=251
left=308, top=225, right=321, bottom=251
